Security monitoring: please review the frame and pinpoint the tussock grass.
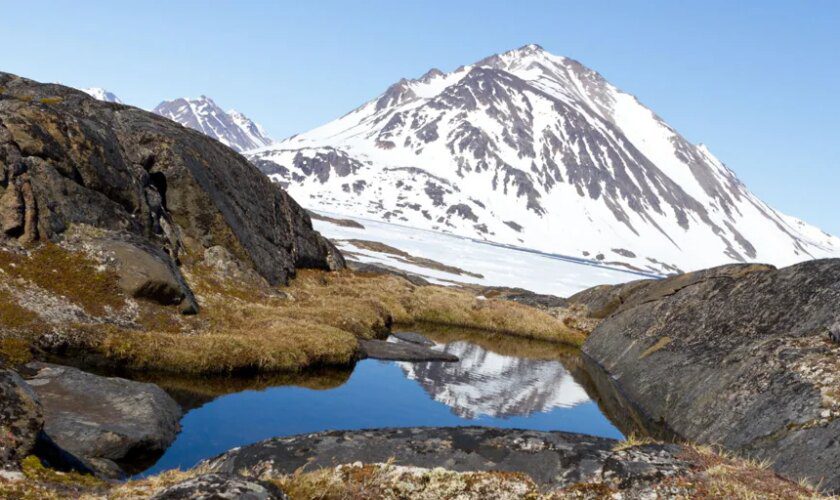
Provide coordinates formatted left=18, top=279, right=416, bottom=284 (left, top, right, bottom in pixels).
left=0, top=290, right=40, bottom=329
left=0, top=243, right=579, bottom=374
left=104, top=268, right=580, bottom=374
left=274, top=462, right=540, bottom=500
left=677, top=444, right=816, bottom=499
left=0, top=244, right=124, bottom=316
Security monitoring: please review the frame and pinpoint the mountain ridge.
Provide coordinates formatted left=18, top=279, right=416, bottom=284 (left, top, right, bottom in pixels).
left=248, top=44, right=840, bottom=274
left=153, top=95, right=273, bottom=152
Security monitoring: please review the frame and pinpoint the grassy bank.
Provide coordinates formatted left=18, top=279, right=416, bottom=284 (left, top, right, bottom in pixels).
left=0, top=244, right=581, bottom=374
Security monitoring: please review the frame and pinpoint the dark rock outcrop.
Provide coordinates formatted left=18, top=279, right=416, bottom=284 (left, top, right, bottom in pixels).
left=0, top=369, right=42, bottom=470
left=151, top=473, right=288, bottom=500
left=0, top=73, right=343, bottom=311
left=358, top=339, right=458, bottom=362
left=582, top=259, right=840, bottom=491
left=22, top=362, right=182, bottom=478
left=202, top=427, right=690, bottom=490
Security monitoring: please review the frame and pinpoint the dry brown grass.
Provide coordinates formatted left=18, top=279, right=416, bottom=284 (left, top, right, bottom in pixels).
left=0, top=244, right=124, bottom=316
left=0, top=337, right=33, bottom=366
left=675, top=444, right=818, bottom=499
left=101, top=268, right=580, bottom=374
left=342, top=239, right=484, bottom=278
left=0, top=290, right=40, bottom=329
left=274, top=462, right=541, bottom=500
left=0, top=243, right=579, bottom=374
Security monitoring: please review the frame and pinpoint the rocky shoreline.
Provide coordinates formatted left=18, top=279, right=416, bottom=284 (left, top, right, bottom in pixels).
left=576, top=260, right=840, bottom=492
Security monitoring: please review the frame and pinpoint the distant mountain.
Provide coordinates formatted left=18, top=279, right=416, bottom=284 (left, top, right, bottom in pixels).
left=249, top=44, right=840, bottom=274
left=153, top=96, right=273, bottom=152
left=81, top=87, right=122, bottom=103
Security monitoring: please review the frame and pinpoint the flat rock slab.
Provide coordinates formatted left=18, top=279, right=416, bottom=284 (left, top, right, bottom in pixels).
left=202, top=427, right=688, bottom=490
left=391, top=331, right=435, bottom=346
left=359, top=339, right=458, bottom=362
left=22, top=362, right=182, bottom=477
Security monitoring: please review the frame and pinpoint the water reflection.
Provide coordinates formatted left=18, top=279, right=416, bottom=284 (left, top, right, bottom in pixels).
left=136, top=326, right=622, bottom=476
left=399, top=339, right=589, bottom=418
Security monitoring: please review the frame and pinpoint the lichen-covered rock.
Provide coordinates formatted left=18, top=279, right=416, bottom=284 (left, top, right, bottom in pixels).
left=0, top=72, right=343, bottom=303
left=0, top=369, right=42, bottom=470
left=22, top=362, right=182, bottom=478
left=203, top=427, right=617, bottom=488
left=151, top=474, right=287, bottom=500
left=582, top=259, right=840, bottom=491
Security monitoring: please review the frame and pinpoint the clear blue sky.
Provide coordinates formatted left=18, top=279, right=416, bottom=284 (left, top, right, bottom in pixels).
left=2, top=1, right=838, bottom=235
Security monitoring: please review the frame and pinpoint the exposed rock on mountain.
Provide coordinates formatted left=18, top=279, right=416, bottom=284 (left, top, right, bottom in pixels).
left=22, top=362, right=182, bottom=478
left=581, top=258, right=840, bottom=491
left=0, top=72, right=343, bottom=302
left=251, top=44, right=840, bottom=274
left=153, top=96, right=273, bottom=152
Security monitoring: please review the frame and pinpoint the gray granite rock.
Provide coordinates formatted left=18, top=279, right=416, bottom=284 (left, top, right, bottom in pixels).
left=583, top=259, right=840, bottom=491
left=152, top=473, right=287, bottom=500
left=0, top=71, right=343, bottom=294
left=0, top=368, right=42, bottom=470
left=22, top=362, right=182, bottom=477
left=201, top=427, right=691, bottom=490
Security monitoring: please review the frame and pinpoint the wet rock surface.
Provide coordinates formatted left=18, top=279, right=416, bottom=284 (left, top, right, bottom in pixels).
left=582, top=259, right=840, bottom=491
left=151, top=473, right=288, bottom=500
left=21, top=362, right=182, bottom=478
left=391, top=331, right=435, bottom=346
left=0, top=369, right=42, bottom=470
left=202, top=427, right=691, bottom=490
left=359, top=339, right=458, bottom=362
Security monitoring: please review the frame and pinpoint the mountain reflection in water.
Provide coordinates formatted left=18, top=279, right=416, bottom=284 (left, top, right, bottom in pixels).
left=398, top=339, right=589, bottom=418
left=137, top=326, right=621, bottom=476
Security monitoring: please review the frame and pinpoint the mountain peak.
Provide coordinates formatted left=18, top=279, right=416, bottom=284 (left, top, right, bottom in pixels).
left=153, top=96, right=272, bottom=152
left=251, top=47, right=840, bottom=274
left=81, top=87, right=122, bottom=104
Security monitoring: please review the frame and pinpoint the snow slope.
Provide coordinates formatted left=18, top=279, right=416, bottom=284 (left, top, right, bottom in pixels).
left=312, top=211, right=653, bottom=297
left=80, top=87, right=122, bottom=103
left=252, top=44, right=840, bottom=274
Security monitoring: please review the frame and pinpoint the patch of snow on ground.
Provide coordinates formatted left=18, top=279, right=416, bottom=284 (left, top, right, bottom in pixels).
left=312, top=211, right=654, bottom=297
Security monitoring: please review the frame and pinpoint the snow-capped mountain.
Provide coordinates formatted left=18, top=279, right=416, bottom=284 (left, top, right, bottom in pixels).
left=153, top=96, right=273, bottom=152
left=81, top=87, right=122, bottom=103
left=250, top=44, right=840, bottom=274
left=398, top=340, right=589, bottom=418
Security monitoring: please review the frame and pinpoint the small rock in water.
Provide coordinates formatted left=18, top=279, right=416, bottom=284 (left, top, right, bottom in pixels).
left=392, top=331, right=435, bottom=346
left=359, top=340, right=458, bottom=362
